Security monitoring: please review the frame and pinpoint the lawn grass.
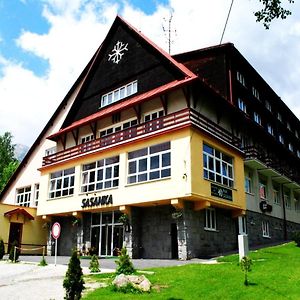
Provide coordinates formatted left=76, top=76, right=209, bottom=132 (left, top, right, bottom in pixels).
left=83, top=242, right=300, bottom=299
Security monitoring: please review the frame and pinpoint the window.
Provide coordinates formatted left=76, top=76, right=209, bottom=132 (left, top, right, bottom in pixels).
left=277, top=112, right=282, bottom=122
left=297, top=150, right=300, bottom=158
left=99, top=118, right=138, bottom=138
left=49, top=168, right=75, bottom=199
left=295, top=198, right=300, bottom=212
left=144, top=110, right=164, bottom=132
left=238, top=98, right=247, bottom=113
left=100, top=80, right=138, bottom=107
left=34, top=183, right=39, bottom=207
left=278, top=134, right=284, bottom=144
left=295, top=131, right=299, bottom=139
left=238, top=216, right=247, bottom=234
left=16, top=186, right=31, bottom=207
left=203, top=144, right=234, bottom=188
left=81, top=134, right=94, bottom=144
left=259, top=180, right=267, bottom=200
left=284, top=191, right=291, bottom=209
left=288, top=143, right=293, bottom=152
left=252, top=87, right=260, bottom=100
left=287, top=122, right=291, bottom=131
left=204, top=208, right=217, bottom=231
left=237, top=71, right=246, bottom=86
left=267, top=124, right=274, bottom=136
left=273, top=188, right=280, bottom=205
left=265, top=101, right=272, bottom=112
left=144, top=110, right=164, bottom=122
left=245, top=176, right=252, bottom=193
left=262, top=220, right=270, bottom=237
left=81, top=156, right=119, bottom=192
left=127, top=142, right=171, bottom=184
left=254, top=112, right=261, bottom=125
left=45, top=146, right=56, bottom=156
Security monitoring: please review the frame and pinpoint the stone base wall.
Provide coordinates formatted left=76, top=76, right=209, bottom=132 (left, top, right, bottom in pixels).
left=247, top=210, right=300, bottom=247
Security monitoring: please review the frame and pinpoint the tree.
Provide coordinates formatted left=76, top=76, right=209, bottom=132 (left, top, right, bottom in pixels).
left=240, top=256, right=253, bottom=286
left=0, top=132, right=19, bottom=192
left=115, top=247, right=136, bottom=275
left=254, top=0, right=295, bottom=29
left=63, top=250, right=85, bottom=300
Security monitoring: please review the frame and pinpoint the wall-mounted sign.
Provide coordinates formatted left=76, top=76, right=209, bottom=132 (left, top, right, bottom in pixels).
left=81, top=195, right=113, bottom=208
left=211, top=183, right=233, bottom=201
left=259, top=201, right=272, bottom=213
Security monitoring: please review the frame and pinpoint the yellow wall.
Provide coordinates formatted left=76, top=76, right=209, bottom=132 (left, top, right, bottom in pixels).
left=38, top=125, right=245, bottom=217
left=0, top=203, right=48, bottom=254
left=190, top=128, right=246, bottom=210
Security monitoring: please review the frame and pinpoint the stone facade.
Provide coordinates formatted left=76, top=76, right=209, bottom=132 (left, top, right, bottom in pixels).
left=247, top=210, right=300, bottom=247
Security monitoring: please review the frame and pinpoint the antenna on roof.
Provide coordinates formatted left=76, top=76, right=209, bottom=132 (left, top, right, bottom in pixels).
left=162, top=10, right=177, bottom=54
left=220, top=0, right=235, bottom=44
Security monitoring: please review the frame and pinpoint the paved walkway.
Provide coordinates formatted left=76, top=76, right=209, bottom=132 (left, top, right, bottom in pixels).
left=0, top=255, right=216, bottom=300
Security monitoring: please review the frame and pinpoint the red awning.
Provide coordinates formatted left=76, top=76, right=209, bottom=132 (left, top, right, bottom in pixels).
left=4, top=208, right=34, bottom=220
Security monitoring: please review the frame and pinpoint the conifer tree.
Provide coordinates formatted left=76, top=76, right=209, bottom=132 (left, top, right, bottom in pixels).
left=0, top=238, right=5, bottom=259
left=63, top=250, right=85, bottom=300
left=89, top=254, right=100, bottom=273
left=115, top=247, right=135, bottom=275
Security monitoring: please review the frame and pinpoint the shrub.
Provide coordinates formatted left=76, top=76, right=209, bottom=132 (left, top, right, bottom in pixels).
left=39, top=255, right=48, bottom=266
left=111, top=282, right=143, bottom=294
left=63, top=250, right=85, bottom=300
left=292, top=231, right=300, bottom=247
left=9, top=240, right=20, bottom=262
left=89, top=254, right=100, bottom=273
left=240, top=256, right=252, bottom=286
left=0, top=238, right=5, bottom=259
left=115, top=247, right=135, bottom=275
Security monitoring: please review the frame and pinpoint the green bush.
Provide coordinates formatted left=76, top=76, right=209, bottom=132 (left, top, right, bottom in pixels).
left=0, top=238, right=5, bottom=259
left=240, top=256, right=252, bottom=286
left=292, top=231, right=300, bottom=247
left=39, top=255, right=48, bottom=266
left=63, top=250, right=85, bottom=300
left=115, top=247, right=135, bottom=275
left=9, top=240, right=20, bottom=262
left=89, top=254, right=100, bottom=273
left=111, top=282, right=143, bottom=294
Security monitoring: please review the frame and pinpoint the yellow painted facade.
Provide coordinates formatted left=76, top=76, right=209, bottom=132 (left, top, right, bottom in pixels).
left=37, top=126, right=246, bottom=217
left=0, top=203, right=48, bottom=254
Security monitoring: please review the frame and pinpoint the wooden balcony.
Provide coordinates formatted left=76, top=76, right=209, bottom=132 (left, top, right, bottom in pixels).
left=42, top=108, right=241, bottom=166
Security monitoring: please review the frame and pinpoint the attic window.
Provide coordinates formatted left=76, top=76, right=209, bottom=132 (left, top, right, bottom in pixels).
left=100, top=80, right=138, bottom=108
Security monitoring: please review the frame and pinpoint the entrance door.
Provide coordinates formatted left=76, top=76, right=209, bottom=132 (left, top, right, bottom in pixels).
left=100, top=225, right=112, bottom=256
left=91, top=227, right=100, bottom=255
left=8, top=223, right=23, bottom=252
left=171, top=223, right=178, bottom=259
left=113, top=225, right=124, bottom=256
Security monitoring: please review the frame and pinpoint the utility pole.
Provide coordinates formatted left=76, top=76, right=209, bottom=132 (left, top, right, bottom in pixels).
left=162, top=11, right=176, bottom=54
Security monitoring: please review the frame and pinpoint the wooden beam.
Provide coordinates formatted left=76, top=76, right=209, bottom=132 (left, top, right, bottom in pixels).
left=71, top=129, right=79, bottom=146
left=182, top=86, right=191, bottom=108
left=90, top=122, right=97, bottom=138
left=133, top=105, right=141, bottom=124
left=171, top=199, right=184, bottom=210
left=194, top=201, right=211, bottom=211
left=160, top=94, right=168, bottom=115
left=232, top=209, right=246, bottom=219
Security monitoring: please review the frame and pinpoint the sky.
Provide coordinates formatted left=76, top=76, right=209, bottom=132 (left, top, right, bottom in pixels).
left=0, top=0, right=300, bottom=146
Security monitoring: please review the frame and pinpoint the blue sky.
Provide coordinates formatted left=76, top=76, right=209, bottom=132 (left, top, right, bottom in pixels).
left=0, top=0, right=299, bottom=146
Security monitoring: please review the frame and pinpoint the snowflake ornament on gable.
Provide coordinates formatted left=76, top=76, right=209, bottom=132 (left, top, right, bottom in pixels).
left=108, top=41, right=128, bottom=64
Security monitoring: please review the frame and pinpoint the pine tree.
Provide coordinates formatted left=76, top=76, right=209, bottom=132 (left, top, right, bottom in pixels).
left=63, top=250, right=85, bottom=300
left=89, top=254, right=100, bottom=273
left=115, top=247, right=135, bottom=275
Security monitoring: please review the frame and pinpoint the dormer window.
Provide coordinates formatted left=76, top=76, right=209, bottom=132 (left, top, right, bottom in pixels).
left=252, top=87, right=260, bottom=100
left=238, top=98, right=247, bottom=113
left=254, top=112, right=261, bottom=125
left=287, top=122, right=291, bottom=131
left=267, top=124, right=274, bottom=136
left=100, top=80, right=138, bottom=108
left=288, top=143, right=293, bottom=152
left=277, top=112, right=283, bottom=122
left=279, top=134, right=284, bottom=144
left=237, top=71, right=246, bottom=86
left=265, top=101, right=272, bottom=112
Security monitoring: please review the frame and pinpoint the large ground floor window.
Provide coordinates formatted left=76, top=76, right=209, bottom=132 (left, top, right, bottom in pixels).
left=90, top=211, right=123, bottom=256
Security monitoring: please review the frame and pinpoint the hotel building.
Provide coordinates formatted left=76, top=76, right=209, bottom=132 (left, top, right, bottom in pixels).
left=1, top=16, right=299, bottom=259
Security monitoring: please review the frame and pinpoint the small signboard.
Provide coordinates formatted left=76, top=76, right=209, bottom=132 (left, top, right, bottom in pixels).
left=211, top=183, right=233, bottom=201
left=51, top=222, right=61, bottom=239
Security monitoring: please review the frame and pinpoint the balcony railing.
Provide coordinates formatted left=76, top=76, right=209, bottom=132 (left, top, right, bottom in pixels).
left=243, top=145, right=300, bottom=183
left=42, top=108, right=241, bottom=166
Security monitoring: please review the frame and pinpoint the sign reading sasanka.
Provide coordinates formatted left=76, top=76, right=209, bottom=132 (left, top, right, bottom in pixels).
left=81, top=194, right=113, bottom=208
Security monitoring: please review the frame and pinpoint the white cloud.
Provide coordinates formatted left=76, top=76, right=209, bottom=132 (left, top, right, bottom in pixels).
left=0, top=0, right=300, bottom=146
